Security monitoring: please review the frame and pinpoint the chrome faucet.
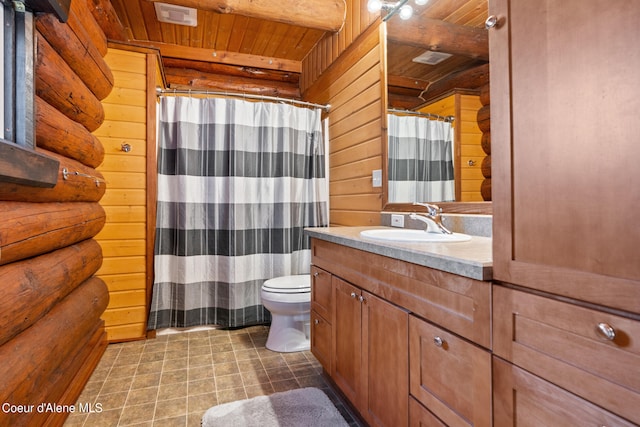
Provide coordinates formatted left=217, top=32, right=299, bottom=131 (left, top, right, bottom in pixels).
left=409, top=202, right=453, bottom=234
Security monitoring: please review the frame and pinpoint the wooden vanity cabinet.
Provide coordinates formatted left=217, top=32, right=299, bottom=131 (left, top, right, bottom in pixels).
left=333, top=276, right=410, bottom=427
left=310, top=237, right=491, bottom=427
left=311, top=263, right=410, bottom=427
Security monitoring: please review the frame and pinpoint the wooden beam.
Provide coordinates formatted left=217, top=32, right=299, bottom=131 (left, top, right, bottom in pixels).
left=388, top=92, right=424, bottom=110
left=145, top=0, right=346, bottom=32
left=0, top=140, right=59, bottom=188
left=162, top=57, right=299, bottom=84
left=387, top=17, right=489, bottom=61
left=417, top=63, right=489, bottom=104
left=165, top=67, right=301, bottom=98
left=387, top=74, right=430, bottom=92
left=133, top=40, right=301, bottom=73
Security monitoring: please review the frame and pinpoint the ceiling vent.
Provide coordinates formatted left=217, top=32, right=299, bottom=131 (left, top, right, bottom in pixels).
left=154, top=2, right=198, bottom=27
left=412, top=51, right=453, bottom=65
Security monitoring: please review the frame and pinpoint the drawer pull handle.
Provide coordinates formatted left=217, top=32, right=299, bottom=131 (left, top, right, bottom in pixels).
left=433, top=336, right=445, bottom=347
left=596, top=322, right=616, bottom=341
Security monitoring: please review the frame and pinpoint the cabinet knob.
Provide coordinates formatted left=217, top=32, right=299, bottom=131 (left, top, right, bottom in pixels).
left=358, top=295, right=366, bottom=303
left=313, top=272, right=319, bottom=277
left=350, top=292, right=357, bottom=298
left=314, top=319, right=320, bottom=324
left=433, top=336, right=445, bottom=347
left=121, top=143, right=132, bottom=152
left=596, top=322, right=616, bottom=341
left=485, top=15, right=499, bottom=29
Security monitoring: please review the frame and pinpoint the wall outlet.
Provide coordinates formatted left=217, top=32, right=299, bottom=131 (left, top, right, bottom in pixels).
left=391, top=214, right=405, bottom=228
left=372, top=169, right=382, bottom=187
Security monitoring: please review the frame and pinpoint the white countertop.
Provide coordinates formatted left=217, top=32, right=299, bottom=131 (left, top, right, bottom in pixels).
left=305, top=226, right=493, bottom=281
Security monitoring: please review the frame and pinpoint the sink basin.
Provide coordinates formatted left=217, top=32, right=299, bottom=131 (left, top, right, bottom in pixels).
left=360, top=229, right=472, bottom=243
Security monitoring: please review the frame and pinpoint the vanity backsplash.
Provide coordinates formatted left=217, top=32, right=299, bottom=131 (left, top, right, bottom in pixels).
left=381, top=212, right=493, bottom=238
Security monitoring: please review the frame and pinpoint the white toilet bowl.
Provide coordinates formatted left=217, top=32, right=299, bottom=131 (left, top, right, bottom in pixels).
left=261, top=275, right=311, bottom=352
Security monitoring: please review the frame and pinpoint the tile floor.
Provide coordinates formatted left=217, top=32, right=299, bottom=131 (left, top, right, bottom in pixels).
left=64, top=326, right=361, bottom=427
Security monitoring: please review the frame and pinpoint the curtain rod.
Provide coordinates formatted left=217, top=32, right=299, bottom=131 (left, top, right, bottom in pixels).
left=156, top=88, right=330, bottom=112
left=388, top=108, right=454, bottom=122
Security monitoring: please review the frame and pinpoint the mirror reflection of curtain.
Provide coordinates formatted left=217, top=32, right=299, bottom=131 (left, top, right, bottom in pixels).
left=387, top=114, right=455, bottom=203
left=148, top=96, right=329, bottom=330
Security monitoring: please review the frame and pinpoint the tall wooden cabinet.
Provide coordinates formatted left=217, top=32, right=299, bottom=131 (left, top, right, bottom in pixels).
left=490, top=0, right=640, bottom=424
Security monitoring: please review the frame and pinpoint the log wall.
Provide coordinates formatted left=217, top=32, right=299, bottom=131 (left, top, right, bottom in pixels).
left=0, top=1, right=111, bottom=425
left=93, top=47, right=159, bottom=343
left=304, top=23, right=385, bottom=226
left=478, top=83, right=491, bottom=201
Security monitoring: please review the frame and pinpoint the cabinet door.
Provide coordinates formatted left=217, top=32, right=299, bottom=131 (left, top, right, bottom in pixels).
left=362, top=291, right=409, bottom=427
left=493, top=357, right=636, bottom=427
left=409, top=316, right=491, bottom=427
left=311, top=266, right=332, bottom=320
left=490, top=0, right=640, bottom=312
left=332, top=276, right=362, bottom=405
left=310, top=310, right=332, bottom=371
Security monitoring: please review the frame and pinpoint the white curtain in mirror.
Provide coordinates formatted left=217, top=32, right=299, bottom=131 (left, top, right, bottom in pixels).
left=387, top=114, right=455, bottom=203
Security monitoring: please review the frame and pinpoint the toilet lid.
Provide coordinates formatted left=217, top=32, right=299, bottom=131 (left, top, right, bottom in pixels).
left=262, top=275, right=311, bottom=294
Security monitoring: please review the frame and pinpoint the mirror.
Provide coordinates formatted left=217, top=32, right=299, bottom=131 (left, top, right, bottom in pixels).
left=382, top=0, right=492, bottom=213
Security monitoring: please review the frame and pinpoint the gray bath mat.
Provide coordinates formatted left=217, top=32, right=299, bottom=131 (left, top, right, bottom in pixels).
left=201, top=387, right=349, bottom=427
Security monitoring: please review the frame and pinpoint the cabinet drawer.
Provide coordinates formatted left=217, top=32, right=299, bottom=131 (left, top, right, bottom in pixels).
left=409, top=316, right=491, bottom=427
left=311, top=265, right=332, bottom=320
left=493, top=285, right=640, bottom=424
left=493, top=357, right=636, bottom=427
left=409, top=397, right=446, bottom=427
left=310, top=310, right=331, bottom=372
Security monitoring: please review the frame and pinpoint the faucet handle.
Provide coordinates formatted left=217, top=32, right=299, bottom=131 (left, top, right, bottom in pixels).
left=412, top=202, right=440, bottom=216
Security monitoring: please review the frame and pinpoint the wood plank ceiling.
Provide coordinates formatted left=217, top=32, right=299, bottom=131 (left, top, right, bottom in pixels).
left=105, top=0, right=488, bottom=106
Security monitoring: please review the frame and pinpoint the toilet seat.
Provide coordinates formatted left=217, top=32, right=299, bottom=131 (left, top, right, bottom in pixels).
left=262, top=275, right=310, bottom=294
left=261, top=274, right=311, bottom=352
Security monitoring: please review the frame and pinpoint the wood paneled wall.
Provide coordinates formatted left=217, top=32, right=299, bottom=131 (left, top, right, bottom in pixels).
left=94, top=48, right=158, bottom=342
left=0, top=1, right=111, bottom=424
left=419, top=92, right=483, bottom=201
left=301, top=0, right=378, bottom=95
left=304, top=23, right=385, bottom=226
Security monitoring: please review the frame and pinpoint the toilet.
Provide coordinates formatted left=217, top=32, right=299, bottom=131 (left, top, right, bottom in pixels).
left=261, top=274, right=311, bottom=352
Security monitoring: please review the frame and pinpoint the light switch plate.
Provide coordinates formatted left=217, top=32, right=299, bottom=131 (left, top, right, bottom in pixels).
left=372, top=169, right=382, bottom=187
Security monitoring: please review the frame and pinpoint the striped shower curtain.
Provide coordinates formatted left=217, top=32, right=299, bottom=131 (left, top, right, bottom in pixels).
left=387, top=114, right=455, bottom=203
left=148, top=96, right=328, bottom=330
